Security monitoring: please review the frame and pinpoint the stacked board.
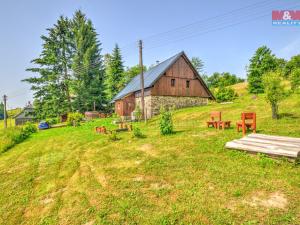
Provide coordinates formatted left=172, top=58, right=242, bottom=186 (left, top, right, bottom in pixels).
left=225, top=133, right=300, bottom=159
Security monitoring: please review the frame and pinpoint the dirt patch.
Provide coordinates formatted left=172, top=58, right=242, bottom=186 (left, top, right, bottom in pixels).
left=150, top=182, right=172, bottom=190
left=244, top=192, right=288, bottom=209
left=139, top=144, right=157, bottom=156
left=133, top=175, right=144, bottom=182
left=84, top=220, right=95, bottom=225
left=96, top=174, right=108, bottom=187
left=41, top=197, right=54, bottom=205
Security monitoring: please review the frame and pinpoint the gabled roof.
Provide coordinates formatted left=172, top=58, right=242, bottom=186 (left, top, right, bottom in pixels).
left=14, top=106, right=35, bottom=119
left=112, top=51, right=215, bottom=101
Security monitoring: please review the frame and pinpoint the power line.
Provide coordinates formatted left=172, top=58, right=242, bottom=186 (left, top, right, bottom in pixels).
left=119, top=0, right=276, bottom=51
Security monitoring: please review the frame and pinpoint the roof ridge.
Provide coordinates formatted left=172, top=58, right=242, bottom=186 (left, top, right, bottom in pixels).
left=112, top=51, right=185, bottom=102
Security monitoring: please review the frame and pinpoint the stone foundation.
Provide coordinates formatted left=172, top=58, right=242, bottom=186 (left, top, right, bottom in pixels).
left=135, top=96, right=208, bottom=118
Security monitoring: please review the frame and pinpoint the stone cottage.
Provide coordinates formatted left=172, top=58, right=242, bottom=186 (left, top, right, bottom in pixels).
left=112, top=51, right=215, bottom=119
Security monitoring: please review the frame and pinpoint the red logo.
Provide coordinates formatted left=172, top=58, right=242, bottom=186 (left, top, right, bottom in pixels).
left=272, top=10, right=300, bottom=20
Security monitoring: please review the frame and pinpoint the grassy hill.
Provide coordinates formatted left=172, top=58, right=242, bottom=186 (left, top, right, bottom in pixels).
left=0, top=88, right=300, bottom=224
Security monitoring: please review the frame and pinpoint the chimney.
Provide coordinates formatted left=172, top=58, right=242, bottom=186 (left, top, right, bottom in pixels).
left=156, top=60, right=160, bottom=65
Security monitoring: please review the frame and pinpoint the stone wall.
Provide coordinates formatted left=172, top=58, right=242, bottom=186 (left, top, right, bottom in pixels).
left=135, top=96, right=152, bottom=119
left=150, top=96, right=208, bottom=116
left=135, top=95, right=208, bottom=118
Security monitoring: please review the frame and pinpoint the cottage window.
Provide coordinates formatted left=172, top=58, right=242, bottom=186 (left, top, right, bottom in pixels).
left=171, top=79, right=175, bottom=87
left=186, top=80, right=190, bottom=88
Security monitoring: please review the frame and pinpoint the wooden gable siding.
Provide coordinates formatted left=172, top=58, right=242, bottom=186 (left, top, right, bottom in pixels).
left=115, top=93, right=135, bottom=116
left=151, top=56, right=210, bottom=97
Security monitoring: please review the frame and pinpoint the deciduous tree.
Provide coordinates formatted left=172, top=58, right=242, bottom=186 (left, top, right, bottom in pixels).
left=247, top=46, right=278, bottom=94
left=262, top=71, right=285, bottom=119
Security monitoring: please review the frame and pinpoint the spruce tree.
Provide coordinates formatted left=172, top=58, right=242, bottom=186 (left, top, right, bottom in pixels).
left=71, top=10, right=106, bottom=112
left=247, top=46, right=278, bottom=94
left=24, top=16, right=73, bottom=118
left=106, top=44, right=125, bottom=100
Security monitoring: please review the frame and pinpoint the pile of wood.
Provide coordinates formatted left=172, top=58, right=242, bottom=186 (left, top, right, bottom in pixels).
left=225, top=133, right=300, bottom=160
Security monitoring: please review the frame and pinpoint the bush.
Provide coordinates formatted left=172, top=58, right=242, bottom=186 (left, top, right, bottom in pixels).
left=290, top=68, right=300, bottom=92
left=22, top=122, right=38, bottom=135
left=214, top=86, right=237, bottom=102
left=132, top=127, right=145, bottom=138
left=107, top=131, right=119, bottom=141
left=67, top=112, right=84, bottom=127
left=133, top=105, right=142, bottom=121
left=45, top=117, right=59, bottom=125
left=159, top=107, right=173, bottom=135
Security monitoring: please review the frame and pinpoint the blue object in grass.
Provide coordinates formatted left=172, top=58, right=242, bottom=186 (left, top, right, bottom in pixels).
left=38, top=121, right=50, bottom=130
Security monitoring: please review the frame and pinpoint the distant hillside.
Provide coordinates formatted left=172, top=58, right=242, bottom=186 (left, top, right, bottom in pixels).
left=230, top=81, right=248, bottom=96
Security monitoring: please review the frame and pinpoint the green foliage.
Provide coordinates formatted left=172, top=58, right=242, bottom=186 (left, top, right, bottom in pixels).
left=71, top=10, right=106, bottom=112
left=45, top=117, right=59, bottom=125
left=23, top=10, right=106, bottom=118
left=284, top=54, right=300, bottom=77
left=0, top=122, right=37, bottom=153
left=106, top=44, right=125, bottom=100
left=290, top=68, right=300, bottom=92
left=24, top=15, right=73, bottom=118
left=191, top=57, right=204, bottom=73
left=207, top=72, right=244, bottom=88
left=133, top=105, right=142, bottom=121
left=262, top=71, right=286, bottom=119
left=247, top=46, right=279, bottom=94
left=22, top=122, right=38, bottom=136
left=123, top=65, right=147, bottom=85
left=67, top=112, right=84, bottom=126
left=214, top=86, right=237, bottom=102
left=159, top=107, right=173, bottom=135
left=107, top=131, right=119, bottom=141
left=132, top=127, right=145, bottom=138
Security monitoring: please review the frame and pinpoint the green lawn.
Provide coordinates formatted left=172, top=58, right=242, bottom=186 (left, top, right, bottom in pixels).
left=0, top=93, right=300, bottom=224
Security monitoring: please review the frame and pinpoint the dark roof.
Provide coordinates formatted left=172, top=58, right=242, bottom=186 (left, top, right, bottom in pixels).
left=112, top=51, right=214, bottom=101
left=14, top=106, right=35, bottom=119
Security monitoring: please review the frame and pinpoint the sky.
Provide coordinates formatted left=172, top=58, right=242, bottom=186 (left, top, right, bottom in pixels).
left=0, top=0, right=300, bottom=108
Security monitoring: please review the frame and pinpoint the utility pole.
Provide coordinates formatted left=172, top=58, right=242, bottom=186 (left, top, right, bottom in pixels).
left=93, top=101, right=96, bottom=111
left=3, top=95, right=7, bottom=129
left=139, top=40, right=146, bottom=121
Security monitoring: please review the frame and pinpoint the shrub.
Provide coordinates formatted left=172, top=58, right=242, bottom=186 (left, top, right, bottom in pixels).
left=45, top=117, right=59, bottom=125
left=215, top=86, right=237, bottom=102
left=22, top=122, right=38, bottom=135
left=107, top=131, right=119, bottom=141
left=67, top=112, right=84, bottom=127
left=132, top=127, right=145, bottom=138
left=134, top=105, right=142, bottom=121
left=159, top=107, right=173, bottom=135
left=290, top=68, right=300, bottom=92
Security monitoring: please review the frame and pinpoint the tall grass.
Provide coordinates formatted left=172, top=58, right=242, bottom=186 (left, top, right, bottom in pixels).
left=0, top=122, right=37, bottom=153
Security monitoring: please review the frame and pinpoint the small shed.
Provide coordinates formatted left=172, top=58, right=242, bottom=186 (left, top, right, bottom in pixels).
left=85, top=111, right=99, bottom=120
left=14, top=104, right=35, bottom=126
